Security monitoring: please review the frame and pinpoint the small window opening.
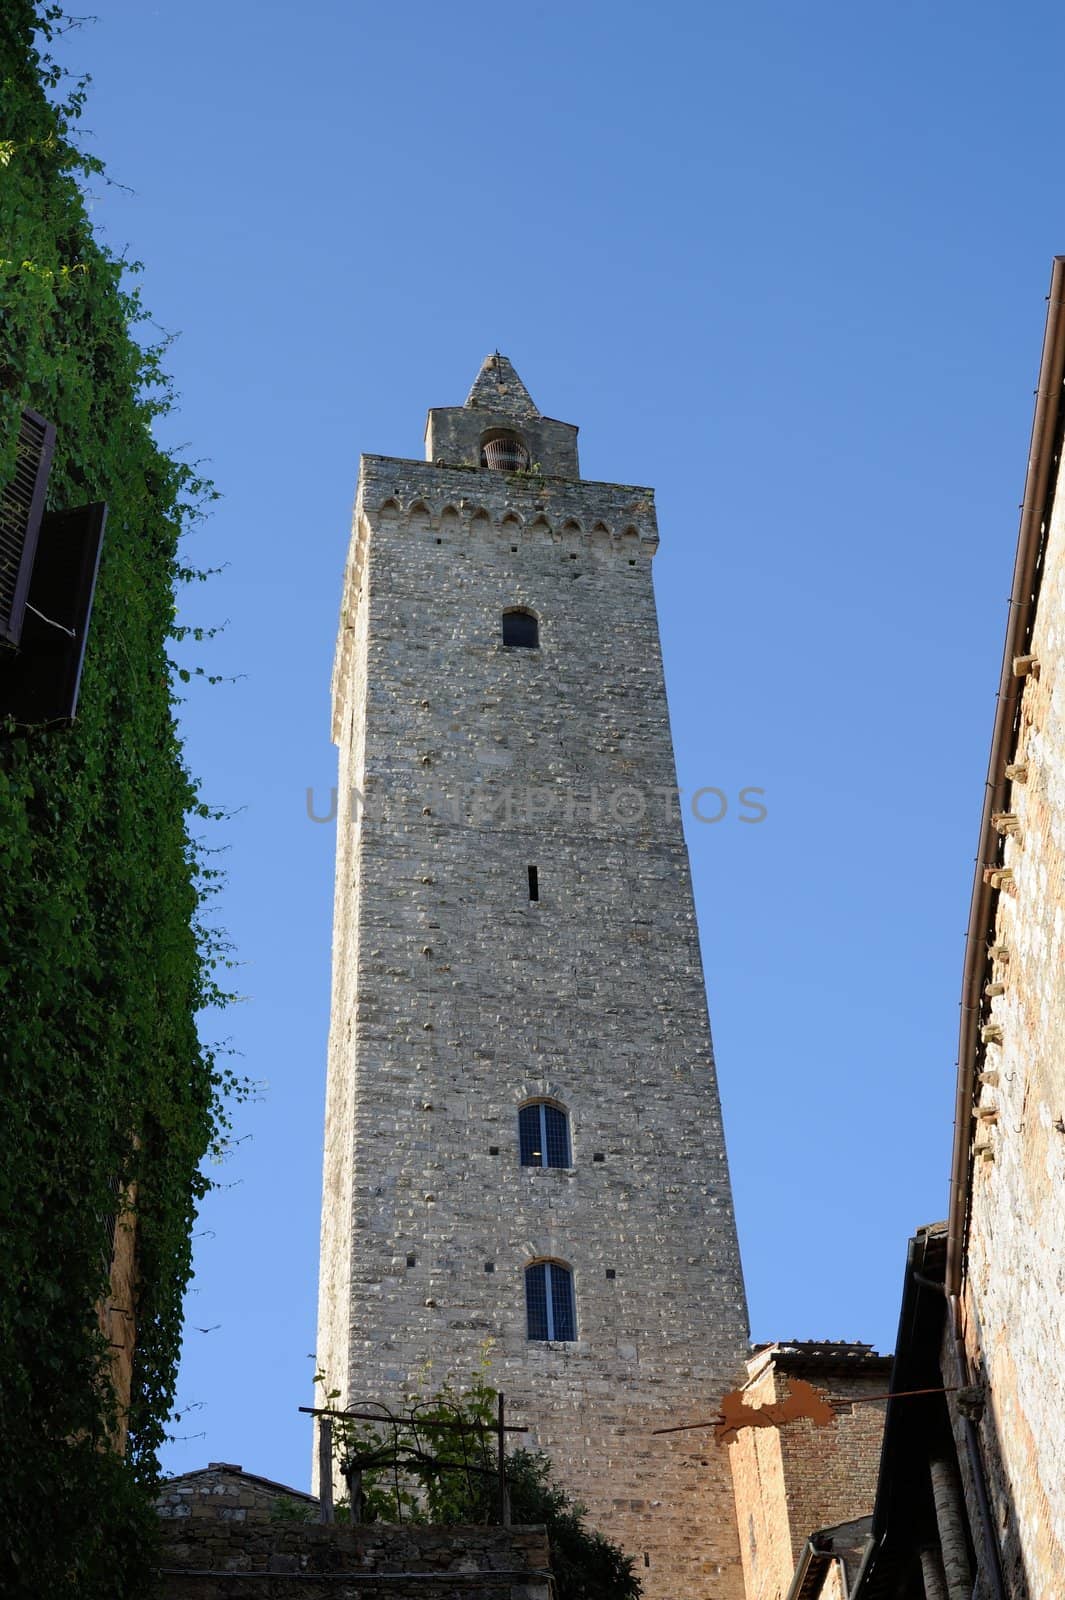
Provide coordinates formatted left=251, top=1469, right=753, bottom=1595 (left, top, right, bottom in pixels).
left=520, top=1102, right=570, bottom=1168
left=525, top=1260, right=576, bottom=1341
left=502, top=608, right=539, bottom=648
left=481, top=431, right=530, bottom=472
left=527, top=865, right=539, bottom=902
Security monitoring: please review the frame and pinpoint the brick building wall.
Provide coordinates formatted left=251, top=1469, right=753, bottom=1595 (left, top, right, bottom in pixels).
left=960, top=420, right=1065, bottom=1596
left=316, top=361, right=750, bottom=1600
left=728, top=1345, right=888, bottom=1600
left=775, top=1373, right=886, bottom=1568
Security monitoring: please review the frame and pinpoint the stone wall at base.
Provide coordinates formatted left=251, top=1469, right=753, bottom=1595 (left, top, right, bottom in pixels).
left=158, top=1519, right=552, bottom=1600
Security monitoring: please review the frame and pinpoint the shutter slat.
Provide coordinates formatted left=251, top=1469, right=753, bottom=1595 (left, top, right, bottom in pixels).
left=0, top=409, right=56, bottom=644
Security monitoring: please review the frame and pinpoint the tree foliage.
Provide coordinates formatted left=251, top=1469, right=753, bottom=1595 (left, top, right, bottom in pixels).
left=0, top=5, right=233, bottom=1593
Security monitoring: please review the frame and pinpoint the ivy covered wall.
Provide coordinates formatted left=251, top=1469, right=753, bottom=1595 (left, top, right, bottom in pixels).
left=0, top=5, right=231, bottom=1593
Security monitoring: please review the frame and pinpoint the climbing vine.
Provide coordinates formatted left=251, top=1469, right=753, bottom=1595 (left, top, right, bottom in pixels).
left=0, top=5, right=236, bottom=1593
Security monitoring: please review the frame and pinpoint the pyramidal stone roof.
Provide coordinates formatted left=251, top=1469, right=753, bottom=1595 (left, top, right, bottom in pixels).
left=464, top=353, right=541, bottom=419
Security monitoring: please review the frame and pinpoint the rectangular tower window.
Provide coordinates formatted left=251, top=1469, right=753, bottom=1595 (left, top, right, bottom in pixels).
left=527, top=865, right=539, bottom=902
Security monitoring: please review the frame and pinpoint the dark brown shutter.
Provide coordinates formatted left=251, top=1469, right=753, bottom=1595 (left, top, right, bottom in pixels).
left=1, top=501, right=106, bottom=725
left=0, top=409, right=56, bottom=646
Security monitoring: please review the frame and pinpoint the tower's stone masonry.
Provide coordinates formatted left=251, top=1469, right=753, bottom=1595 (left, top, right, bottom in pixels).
left=317, top=358, right=750, bottom=1599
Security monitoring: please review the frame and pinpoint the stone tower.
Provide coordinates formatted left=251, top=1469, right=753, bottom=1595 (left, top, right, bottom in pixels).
left=317, top=355, right=750, bottom=1598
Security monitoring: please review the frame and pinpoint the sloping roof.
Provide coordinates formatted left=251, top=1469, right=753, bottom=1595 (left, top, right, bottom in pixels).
left=162, top=1462, right=318, bottom=1504
left=747, top=1342, right=894, bottom=1390
left=756, top=1341, right=893, bottom=1372
left=947, top=256, right=1065, bottom=1296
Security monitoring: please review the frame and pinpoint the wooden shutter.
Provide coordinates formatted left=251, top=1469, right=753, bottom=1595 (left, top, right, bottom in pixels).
left=0, top=409, right=56, bottom=646
left=1, top=502, right=106, bottom=724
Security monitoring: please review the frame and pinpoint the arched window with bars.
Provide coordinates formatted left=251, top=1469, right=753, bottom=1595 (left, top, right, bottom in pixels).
left=524, top=1260, right=576, bottom=1342
left=480, top=429, right=530, bottom=472
left=519, top=1101, right=570, bottom=1168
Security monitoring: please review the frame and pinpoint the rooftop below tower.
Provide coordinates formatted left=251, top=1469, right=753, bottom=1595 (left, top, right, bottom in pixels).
left=424, top=353, right=580, bottom=479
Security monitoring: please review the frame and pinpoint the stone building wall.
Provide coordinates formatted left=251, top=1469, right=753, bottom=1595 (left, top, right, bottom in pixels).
left=961, top=438, right=1065, bottom=1596
left=727, top=1346, right=888, bottom=1600
left=100, top=1199, right=137, bottom=1451
left=316, top=395, right=750, bottom=1600
left=158, top=1467, right=549, bottom=1600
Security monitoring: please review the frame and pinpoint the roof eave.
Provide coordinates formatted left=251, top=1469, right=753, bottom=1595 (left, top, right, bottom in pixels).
left=946, top=255, right=1065, bottom=1300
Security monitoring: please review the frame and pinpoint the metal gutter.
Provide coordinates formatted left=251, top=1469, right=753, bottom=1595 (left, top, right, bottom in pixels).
left=945, top=255, right=1065, bottom=1300
left=782, top=1541, right=847, bottom=1600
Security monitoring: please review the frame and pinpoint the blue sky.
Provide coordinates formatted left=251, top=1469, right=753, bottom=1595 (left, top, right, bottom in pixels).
left=55, top=0, right=1064, bottom=1485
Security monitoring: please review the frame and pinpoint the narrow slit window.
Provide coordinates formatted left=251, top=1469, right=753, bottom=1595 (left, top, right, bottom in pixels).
left=519, top=1102, right=570, bottom=1168
left=527, top=865, right=539, bottom=902
left=502, top=608, right=539, bottom=649
left=525, top=1261, right=576, bottom=1342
